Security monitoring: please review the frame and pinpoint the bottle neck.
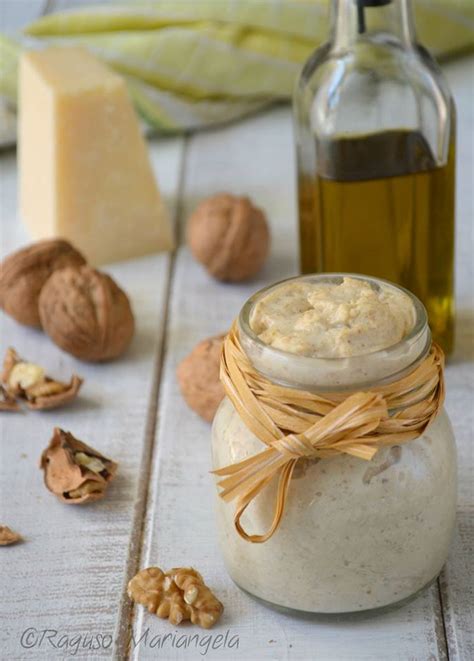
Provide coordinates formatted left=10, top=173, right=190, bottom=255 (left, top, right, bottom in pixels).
left=331, top=0, right=416, bottom=50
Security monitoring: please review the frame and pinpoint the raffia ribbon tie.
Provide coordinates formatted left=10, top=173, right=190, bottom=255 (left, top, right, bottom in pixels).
left=213, top=322, right=445, bottom=544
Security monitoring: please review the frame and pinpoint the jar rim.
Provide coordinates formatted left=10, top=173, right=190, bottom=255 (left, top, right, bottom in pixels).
left=238, top=273, right=431, bottom=391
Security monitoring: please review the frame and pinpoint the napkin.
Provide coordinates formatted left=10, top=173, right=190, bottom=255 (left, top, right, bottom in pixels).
left=1, top=1, right=473, bottom=133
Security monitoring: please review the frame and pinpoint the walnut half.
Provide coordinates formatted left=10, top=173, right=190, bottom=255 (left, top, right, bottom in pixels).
left=128, top=566, right=223, bottom=629
left=1, top=348, right=82, bottom=411
left=173, top=568, right=224, bottom=629
left=40, top=428, right=118, bottom=504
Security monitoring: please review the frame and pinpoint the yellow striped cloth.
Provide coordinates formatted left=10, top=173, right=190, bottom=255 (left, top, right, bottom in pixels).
left=1, top=1, right=473, bottom=132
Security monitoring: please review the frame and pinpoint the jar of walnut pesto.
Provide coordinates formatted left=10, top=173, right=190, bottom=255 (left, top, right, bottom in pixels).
left=212, top=274, right=457, bottom=614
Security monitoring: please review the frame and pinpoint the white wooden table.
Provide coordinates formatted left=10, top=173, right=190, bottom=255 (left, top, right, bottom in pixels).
left=1, top=3, right=473, bottom=660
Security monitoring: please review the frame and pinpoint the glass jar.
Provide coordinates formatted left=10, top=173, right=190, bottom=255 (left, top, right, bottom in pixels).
left=212, top=274, right=457, bottom=614
left=293, top=0, right=456, bottom=353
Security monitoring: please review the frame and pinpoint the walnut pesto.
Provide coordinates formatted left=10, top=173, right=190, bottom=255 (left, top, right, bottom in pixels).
left=249, top=276, right=415, bottom=358
left=213, top=274, right=457, bottom=614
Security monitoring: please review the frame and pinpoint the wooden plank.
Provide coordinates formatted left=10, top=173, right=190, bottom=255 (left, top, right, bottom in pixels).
left=438, top=56, right=474, bottom=661
left=130, top=106, right=449, bottom=660
left=0, top=135, right=185, bottom=659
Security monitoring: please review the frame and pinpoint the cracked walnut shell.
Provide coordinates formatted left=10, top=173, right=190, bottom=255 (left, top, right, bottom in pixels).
left=0, top=385, right=19, bottom=412
left=128, top=567, right=223, bottom=629
left=176, top=334, right=226, bottom=422
left=0, top=525, right=23, bottom=546
left=1, top=347, right=82, bottom=411
left=0, top=239, right=86, bottom=327
left=187, top=194, right=270, bottom=282
left=40, top=428, right=118, bottom=504
left=38, top=266, right=135, bottom=362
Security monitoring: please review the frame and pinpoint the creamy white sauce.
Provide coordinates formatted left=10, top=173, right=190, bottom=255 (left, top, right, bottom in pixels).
left=213, top=403, right=456, bottom=612
left=249, top=276, right=415, bottom=358
left=213, top=276, right=457, bottom=613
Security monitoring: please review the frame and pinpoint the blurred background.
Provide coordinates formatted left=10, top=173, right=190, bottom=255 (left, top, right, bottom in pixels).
left=1, top=0, right=473, bottom=140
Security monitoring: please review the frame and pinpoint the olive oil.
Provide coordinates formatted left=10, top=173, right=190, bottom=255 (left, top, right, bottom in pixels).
left=294, top=0, right=456, bottom=353
left=298, top=130, right=455, bottom=352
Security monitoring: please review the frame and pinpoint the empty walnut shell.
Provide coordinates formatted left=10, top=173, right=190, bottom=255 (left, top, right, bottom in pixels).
left=187, top=194, right=270, bottom=282
left=40, top=428, right=118, bottom=504
left=177, top=334, right=226, bottom=422
left=38, top=266, right=135, bottom=362
left=0, top=239, right=86, bottom=327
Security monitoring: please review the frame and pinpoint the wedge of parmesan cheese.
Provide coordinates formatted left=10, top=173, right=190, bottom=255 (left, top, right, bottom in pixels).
left=19, top=47, right=173, bottom=265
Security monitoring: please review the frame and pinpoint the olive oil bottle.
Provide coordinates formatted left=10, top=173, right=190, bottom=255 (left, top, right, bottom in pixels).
left=294, top=0, right=456, bottom=352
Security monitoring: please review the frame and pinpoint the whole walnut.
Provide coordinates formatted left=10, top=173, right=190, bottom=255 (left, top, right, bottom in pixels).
left=187, top=194, right=270, bottom=281
left=38, top=266, right=135, bottom=362
left=0, top=239, right=86, bottom=327
left=177, top=334, right=226, bottom=422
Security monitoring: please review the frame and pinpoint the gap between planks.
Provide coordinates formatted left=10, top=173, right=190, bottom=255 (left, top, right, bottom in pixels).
left=436, top=577, right=451, bottom=661
left=112, top=135, right=189, bottom=660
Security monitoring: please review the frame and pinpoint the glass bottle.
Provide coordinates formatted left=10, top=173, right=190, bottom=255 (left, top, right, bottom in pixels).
left=293, top=0, right=455, bottom=353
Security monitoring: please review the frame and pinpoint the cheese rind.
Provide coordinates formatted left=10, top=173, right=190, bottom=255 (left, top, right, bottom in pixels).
left=19, top=47, right=173, bottom=265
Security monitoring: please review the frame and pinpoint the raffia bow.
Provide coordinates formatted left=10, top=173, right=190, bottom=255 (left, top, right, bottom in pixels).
left=213, top=323, right=445, bottom=543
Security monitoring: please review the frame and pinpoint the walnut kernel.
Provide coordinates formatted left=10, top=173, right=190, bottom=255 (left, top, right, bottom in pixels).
left=128, top=566, right=223, bottom=629
left=173, top=568, right=224, bottom=629
left=128, top=567, right=189, bottom=626
left=8, top=362, right=45, bottom=392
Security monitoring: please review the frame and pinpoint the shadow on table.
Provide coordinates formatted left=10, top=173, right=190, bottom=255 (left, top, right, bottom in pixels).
left=238, top=578, right=439, bottom=625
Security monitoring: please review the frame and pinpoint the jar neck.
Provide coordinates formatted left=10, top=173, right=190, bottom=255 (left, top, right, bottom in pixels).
left=331, top=0, right=416, bottom=51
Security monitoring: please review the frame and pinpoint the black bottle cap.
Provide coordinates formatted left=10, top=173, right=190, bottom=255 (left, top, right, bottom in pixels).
left=358, top=0, right=392, bottom=5
left=355, top=0, right=392, bottom=34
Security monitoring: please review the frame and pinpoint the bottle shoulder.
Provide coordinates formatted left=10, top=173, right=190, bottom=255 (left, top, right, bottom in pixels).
left=296, top=40, right=452, bottom=104
left=413, top=43, right=454, bottom=105
left=294, top=40, right=454, bottom=164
